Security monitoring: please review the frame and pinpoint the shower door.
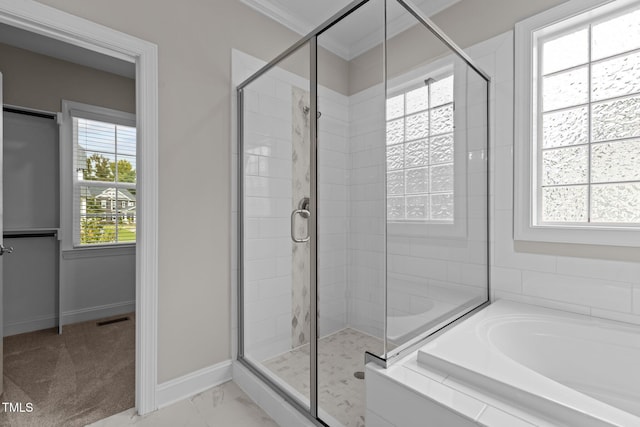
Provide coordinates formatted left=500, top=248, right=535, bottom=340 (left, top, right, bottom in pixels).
left=237, top=40, right=318, bottom=415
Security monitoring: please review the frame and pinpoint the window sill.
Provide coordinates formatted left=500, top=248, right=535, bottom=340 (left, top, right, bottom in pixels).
left=62, top=244, right=135, bottom=259
left=514, top=223, right=640, bottom=248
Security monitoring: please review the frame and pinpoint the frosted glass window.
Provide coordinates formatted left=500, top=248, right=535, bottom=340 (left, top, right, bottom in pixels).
left=406, top=86, right=428, bottom=115
left=542, top=67, right=588, bottom=112
left=591, top=139, right=640, bottom=183
left=592, top=8, right=640, bottom=60
left=387, top=171, right=405, bottom=195
left=386, top=74, right=454, bottom=221
left=591, top=51, right=640, bottom=101
left=387, top=143, right=404, bottom=170
left=405, top=112, right=429, bottom=141
left=591, top=96, right=640, bottom=142
left=386, top=118, right=404, bottom=145
left=542, top=29, right=589, bottom=75
left=542, top=146, right=588, bottom=185
left=405, top=139, right=428, bottom=167
left=591, top=183, right=640, bottom=223
left=431, top=105, right=454, bottom=135
left=430, top=135, right=454, bottom=164
left=387, top=94, right=404, bottom=120
left=387, top=197, right=405, bottom=219
left=430, top=164, right=453, bottom=193
left=542, top=107, right=588, bottom=148
left=542, top=186, right=588, bottom=222
left=405, top=167, right=429, bottom=194
left=406, top=195, right=429, bottom=219
left=535, top=4, right=640, bottom=226
left=431, top=76, right=454, bottom=107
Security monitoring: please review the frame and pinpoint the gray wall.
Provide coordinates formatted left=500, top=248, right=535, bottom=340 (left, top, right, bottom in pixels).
left=0, top=42, right=136, bottom=336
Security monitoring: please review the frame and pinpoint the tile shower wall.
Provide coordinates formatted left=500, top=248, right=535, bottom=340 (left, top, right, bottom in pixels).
left=346, top=65, right=489, bottom=343
left=234, top=50, right=350, bottom=362
left=291, top=86, right=311, bottom=347
left=347, top=84, right=387, bottom=339
left=383, top=59, right=489, bottom=342
left=318, top=89, right=350, bottom=337
left=469, top=31, right=640, bottom=325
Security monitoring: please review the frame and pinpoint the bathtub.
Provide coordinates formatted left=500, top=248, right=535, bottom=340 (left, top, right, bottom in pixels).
left=417, top=300, right=640, bottom=427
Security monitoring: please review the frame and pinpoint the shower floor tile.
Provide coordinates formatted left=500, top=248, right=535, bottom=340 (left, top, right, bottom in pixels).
left=263, top=328, right=383, bottom=427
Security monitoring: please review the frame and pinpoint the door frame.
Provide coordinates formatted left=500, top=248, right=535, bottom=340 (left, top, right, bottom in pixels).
left=0, top=0, right=159, bottom=415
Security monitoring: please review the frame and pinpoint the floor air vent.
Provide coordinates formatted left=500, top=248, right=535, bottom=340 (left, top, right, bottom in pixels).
left=96, top=316, right=129, bottom=327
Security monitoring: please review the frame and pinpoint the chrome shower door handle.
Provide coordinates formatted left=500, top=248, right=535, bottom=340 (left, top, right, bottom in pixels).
left=291, top=209, right=310, bottom=243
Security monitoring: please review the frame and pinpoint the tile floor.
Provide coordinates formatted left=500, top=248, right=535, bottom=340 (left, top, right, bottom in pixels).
left=87, top=381, right=278, bottom=427
left=90, top=328, right=383, bottom=427
left=263, top=328, right=383, bottom=427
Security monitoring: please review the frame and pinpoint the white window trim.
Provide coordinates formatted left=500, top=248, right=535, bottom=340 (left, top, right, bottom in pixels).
left=386, top=56, right=475, bottom=239
left=61, top=100, right=136, bottom=250
left=514, top=0, right=640, bottom=247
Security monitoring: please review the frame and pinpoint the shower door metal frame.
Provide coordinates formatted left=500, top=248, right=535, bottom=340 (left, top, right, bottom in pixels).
left=236, top=0, right=492, bottom=424
left=236, top=2, right=371, bottom=424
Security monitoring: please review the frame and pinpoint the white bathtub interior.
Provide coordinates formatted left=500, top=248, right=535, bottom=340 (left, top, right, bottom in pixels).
left=417, top=300, right=640, bottom=426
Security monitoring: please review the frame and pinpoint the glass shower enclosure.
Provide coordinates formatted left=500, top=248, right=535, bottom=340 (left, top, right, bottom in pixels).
left=236, top=0, right=490, bottom=425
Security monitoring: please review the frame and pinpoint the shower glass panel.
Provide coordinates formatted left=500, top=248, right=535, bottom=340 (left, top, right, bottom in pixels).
left=239, top=41, right=313, bottom=410
left=384, top=0, right=490, bottom=358
left=237, top=0, right=489, bottom=425
left=316, top=1, right=385, bottom=425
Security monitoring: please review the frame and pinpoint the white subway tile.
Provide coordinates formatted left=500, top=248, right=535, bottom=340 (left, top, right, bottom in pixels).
left=491, top=266, right=522, bottom=294
left=556, top=257, right=640, bottom=284
left=522, top=271, right=632, bottom=312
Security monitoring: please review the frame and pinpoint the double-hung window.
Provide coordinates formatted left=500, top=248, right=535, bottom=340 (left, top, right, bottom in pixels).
left=515, top=0, right=640, bottom=246
left=63, top=101, right=137, bottom=247
left=386, top=74, right=455, bottom=222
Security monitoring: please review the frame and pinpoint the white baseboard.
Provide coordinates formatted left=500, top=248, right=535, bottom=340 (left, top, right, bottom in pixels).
left=156, top=360, right=233, bottom=408
left=4, top=314, right=58, bottom=337
left=232, top=361, right=316, bottom=427
left=62, top=300, right=135, bottom=325
left=4, top=300, right=137, bottom=337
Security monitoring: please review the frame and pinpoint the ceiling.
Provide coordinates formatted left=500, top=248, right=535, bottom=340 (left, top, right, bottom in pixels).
left=241, top=0, right=461, bottom=60
left=0, top=23, right=135, bottom=79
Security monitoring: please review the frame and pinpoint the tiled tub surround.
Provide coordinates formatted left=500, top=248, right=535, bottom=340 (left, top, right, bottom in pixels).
left=366, top=28, right=640, bottom=427
left=485, top=30, right=640, bottom=325
left=367, top=300, right=640, bottom=427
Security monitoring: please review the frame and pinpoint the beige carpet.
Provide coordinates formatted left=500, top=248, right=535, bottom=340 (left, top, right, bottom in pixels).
left=1, top=314, right=135, bottom=427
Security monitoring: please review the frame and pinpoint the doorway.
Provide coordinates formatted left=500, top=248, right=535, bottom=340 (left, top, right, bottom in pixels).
left=0, top=0, right=158, bottom=418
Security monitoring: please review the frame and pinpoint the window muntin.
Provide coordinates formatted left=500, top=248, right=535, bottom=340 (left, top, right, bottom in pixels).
left=386, top=75, right=455, bottom=222
left=535, top=4, right=640, bottom=226
left=74, top=117, right=137, bottom=245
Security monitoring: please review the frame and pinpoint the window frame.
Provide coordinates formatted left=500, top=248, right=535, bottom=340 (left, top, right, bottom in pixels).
left=386, top=57, right=470, bottom=239
left=61, top=100, right=137, bottom=250
left=514, top=0, right=640, bottom=247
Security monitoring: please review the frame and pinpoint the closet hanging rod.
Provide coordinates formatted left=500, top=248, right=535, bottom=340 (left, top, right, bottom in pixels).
left=4, top=232, right=57, bottom=239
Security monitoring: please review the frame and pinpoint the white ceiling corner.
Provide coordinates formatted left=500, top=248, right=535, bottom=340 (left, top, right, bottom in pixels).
left=241, top=0, right=462, bottom=60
